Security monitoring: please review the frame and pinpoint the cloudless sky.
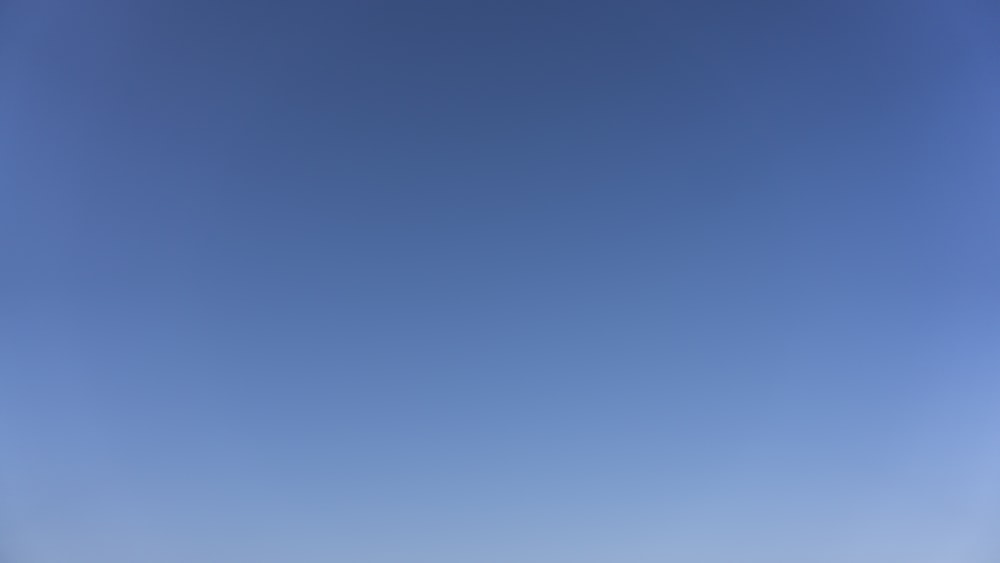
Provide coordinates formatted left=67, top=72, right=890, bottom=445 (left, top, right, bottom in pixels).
left=3, top=1, right=1000, bottom=561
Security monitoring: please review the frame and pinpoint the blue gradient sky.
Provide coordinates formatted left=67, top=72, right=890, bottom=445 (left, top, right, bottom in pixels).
left=3, top=1, right=1000, bottom=561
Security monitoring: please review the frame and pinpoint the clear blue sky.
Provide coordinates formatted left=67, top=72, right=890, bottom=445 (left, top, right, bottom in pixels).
left=2, top=1, right=1000, bottom=561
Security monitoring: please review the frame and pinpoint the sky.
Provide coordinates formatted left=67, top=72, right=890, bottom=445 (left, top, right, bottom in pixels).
left=2, top=1, right=1000, bottom=561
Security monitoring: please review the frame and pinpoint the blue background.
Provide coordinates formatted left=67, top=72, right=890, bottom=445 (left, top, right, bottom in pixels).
left=3, top=1, right=1000, bottom=561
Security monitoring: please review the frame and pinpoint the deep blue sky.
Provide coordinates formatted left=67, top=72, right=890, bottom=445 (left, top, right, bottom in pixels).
left=3, top=1, right=1000, bottom=561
